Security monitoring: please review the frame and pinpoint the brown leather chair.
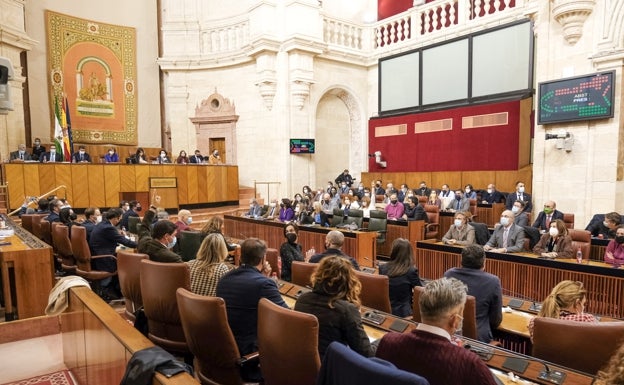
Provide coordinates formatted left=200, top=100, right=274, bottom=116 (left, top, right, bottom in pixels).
left=29, top=213, right=48, bottom=239
left=412, top=286, right=477, bottom=340
left=70, top=225, right=118, bottom=286
left=51, top=224, right=76, bottom=273
left=532, top=317, right=624, bottom=374
left=292, top=261, right=318, bottom=287
left=176, top=288, right=257, bottom=385
left=140, top=259, right=191, bottom=356
left=424, top=205, right=440, bottom=240
left=569, top=229, right=591, bottom=260
left=117, top=250, right=148, bottom=321
left=354, top=270, right=391, bottom=313
left=265, top=247, right=281, bottom=279
left=468, top=199, right=477, bottom=219
left=21, top=213, right=47, bottom=235
left=258, top=298, right=321, bottom=385
left=563, top=213, right=575, bottom=229
left=39, top=219, right=52, bottom=246
left=417, top=196, right=428, bottom=205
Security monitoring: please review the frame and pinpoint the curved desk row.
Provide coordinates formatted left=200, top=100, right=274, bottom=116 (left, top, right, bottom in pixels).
left=278, top=280, right=595, bottom=385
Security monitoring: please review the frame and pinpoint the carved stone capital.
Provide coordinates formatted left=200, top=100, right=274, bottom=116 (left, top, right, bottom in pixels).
left=551, top=0, right=596, bottom=45
left=291, top=80, right=313, bottom=110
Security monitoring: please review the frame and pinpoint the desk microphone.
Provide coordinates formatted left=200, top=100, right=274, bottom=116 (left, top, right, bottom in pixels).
left=501, top=288, right=542, bottom=313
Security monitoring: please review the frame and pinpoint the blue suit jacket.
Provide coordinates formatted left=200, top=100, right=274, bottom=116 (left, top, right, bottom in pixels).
left=532, top=210, right=564, bottom=231
left=89, top=220, right=137, bottom=256
left=215, top=265, right=288, bottom=355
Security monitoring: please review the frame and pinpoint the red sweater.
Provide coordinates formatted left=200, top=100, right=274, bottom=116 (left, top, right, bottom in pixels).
left=376, top=330, right=498, bottom=385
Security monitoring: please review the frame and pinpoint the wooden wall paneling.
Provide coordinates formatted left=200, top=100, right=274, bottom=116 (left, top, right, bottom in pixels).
left=227, top=166, right=239, bottom=201
left=104, top=164, right=122, bottom=208
left=134, top=165, right=150, bottom=192
left=196, top=166, right=209, bottom=202
left=379, top=172, right=404, bottom=187
left=161, top=165, right=176, bottom=178
left=461, top=170, right=495, bottom=191
left=54, top=164, right=73, bottom=202
left=206, top=166, right=217, bottom=202
left=70, top=165, right=91, bottom=208
left=176, top=166, right=190, bottom=205
left=5, top=164, right=25, bottom=209
left=148, top=164, right=163, bottom=178
left=85, top=165, right=106, bottom=208
left=431, top=171, right=462, bottom=191
left=119, top=165, right=137, bottom=193
left=38, top=164, right=57, bottom=199
left=405, top=172, right=431, bottom=190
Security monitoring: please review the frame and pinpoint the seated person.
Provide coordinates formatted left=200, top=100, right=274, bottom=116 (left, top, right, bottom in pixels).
left=483, top=210, right=525, bottom=253
left=604, top=225, right=624, bottom=265
left=104, top=147, right=119, bottom=163
left=312, top=201, right=330, bottom=227
left=200, top=216, right=237, bottom=253
left=444, top=245, right=502, bottom=343
left=72, top=145, right=91, bottom=163
left=208, top=149, right=222, bottom=164
left=309, top=230, right=360, bottom=270
left=505, top=181, right=532, bottom=212
left=187, top=233, right=232, bottom=296
left=175, top=209, right=192, bottom=232
left=426, top=191, right=441, bottom=209
left=379, top=238, right=423, bottom=317
left=341, top=196, right=353, bottom=217
left=278, top=198, right=294, bottom=222
left=279, top=223, right=307, bottom=282
left=415, top=181, right=431, bottom=198
left=31, top=138, right=46, bottom=161
left=176, top=150, right=190, bottom=164
left=189, top=149, right=204, bottom=163
left=532, top=200, right=564, bottom=232
left=587, top=211, right=621, bottom=239
left=481, top=184, right=503, bottom=204
left=40, top=147, right=63, bottom=163
left=359, top=196, right=372, bottom=218
left=441, top=211, right=475, bottom=246
left=156, top=149, right=172, bottom=163
left=533, top=219, right=574, bottom=259
left=244, top=198, right=263, bottom=218
left=376, top=277, right=499, bottom=385
left=511, top=200, right=529, bottom=226
left=384, top=193, right=405, bottom=220
left=136, top=198, right=182, bottom=262
left=294, top=256, right=373, bottom=360
left=129, top=147, right=148, bottom=164
left=463, top=184, right=477, bottom=200
left=528, top=280, right=597, bottom=341
left=9, top=144, right=32, bottom=161
left=263, top=198, right=279, bottom=219
left=444, top=189, right=469, bottom=213
left=402, top=196, right=428, bottom=221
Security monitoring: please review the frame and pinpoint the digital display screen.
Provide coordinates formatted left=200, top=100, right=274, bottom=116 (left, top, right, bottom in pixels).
left=290, top=139, right=315, bottom=154
left=538, top=71, right=614, bottom=125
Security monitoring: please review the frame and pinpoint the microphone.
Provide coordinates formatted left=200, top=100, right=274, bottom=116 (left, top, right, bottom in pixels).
left=501, top=288, right=542, bottom=313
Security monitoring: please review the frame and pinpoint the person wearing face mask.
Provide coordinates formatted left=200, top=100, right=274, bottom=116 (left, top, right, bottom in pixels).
left=208, top=149, right=222, bottom=164
left=438, top=184, right=455, bottom=210
left=445, top=189, right=470, bottom=212
left=505, top=181, right=532, bottom=213
left=129, top=147, right=148, bottom=164
left=359, top=196, right=372, bottom=218
left=40, top=146, right=63, bottom=163
left=586, top=211, right=622, bottom=239
left=483, top=210, right=526, bottom=253
left=511, top=200, right=529, bottom=227
left=341, top=196, right=353, bottom=218
left=372, top=180, right=385, bottom=196
left=481, top=183, right=503, bottom=204
left=403, top=196, right=428, bottom=222
left=81, top=207, right=101, bottom=242
left=71, top=145, right=92, bottom=163
left=176, top=150, right=189, bottom=164
left=376, top=278, right=499, bottom=385
left=175, top=209, right=193, bottom=232
left=442, top=212, right=475, bottom=245
left=278, top=198, right=295, bottom=222
left=533, top=219, right=573, bottom=259
left=312, top=201, right=331, bottom=227
left=244, top=198, right=263, bottom=218
left=338, top=182, right=350, bottom=196
left=415, top=181, right=432, bottom=198
left=104, top=147, right=119, bottom=163
left=120, top=200, right=140, bottom=230
left=463, top=184, right=477, bottom=200
left=427, top=190, right=442, bottom=209
left=31, top=138, right=46, bottom=161
left=384, top=193, right=405, bottom=220
left=532, top=200, right=564, bottom=233
left=604, top=225, right=624, bottom=265
left=309, top=230, right=360, bottom=270
left=157, top=149, right=172, bottom=164
left=397, top=183, right=410, bottom=203
left=279, top=223, right=305, bottom=282
left=136, top=195, right=182, bottom=263
left=321, top=192, right=338, bottom=214
left=263, top=198, right=279, bottom=219
left=10, top=143, right=32, bottom=162
left=444, top=245, right=502, bottom=343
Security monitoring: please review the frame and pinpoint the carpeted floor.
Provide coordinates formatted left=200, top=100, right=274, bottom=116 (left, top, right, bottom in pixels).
left=1, top=370, right=74, bottom=385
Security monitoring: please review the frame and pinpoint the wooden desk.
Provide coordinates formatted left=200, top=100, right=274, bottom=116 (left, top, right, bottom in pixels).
left=376, top=219, right=425, bottom=257
left=416, top=241, right=624, bottom=318
left=224, top=215, right=377, bottom=268
left=590, top=238, right=609, bottom=262
left=1, top=215, right=54, bottom=320
left=279, top=280, right=594, bottom=384
left=476, top=203, right=506, bottom=227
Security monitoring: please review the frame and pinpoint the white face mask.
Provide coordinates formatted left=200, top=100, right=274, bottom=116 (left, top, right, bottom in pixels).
left=487, top=188, right=493, bottom=194
left=79, top=150, right=85, bottom=154
left=500, top=217, right=510, bottom=226
left=187, top=217, right=192, bottom=224
left=518, top=186, right=525, bottom=193
left=454, top=219, right=463, bottom=228
left=95, top=215, right=102, bottom=223
left=270, top=203, right=276, bottom=207
left=549, top=227, right=559, bottom=237
left=108, top=151, right=114, bottom=155
left=511, top=206, right=520, bottom=213
left=465, top=189, right=470, bottom=194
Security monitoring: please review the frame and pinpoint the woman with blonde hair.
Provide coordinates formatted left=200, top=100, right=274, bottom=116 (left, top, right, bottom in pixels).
left=595, top=341, right=624, bottom=385
left=427, top=190, right=442, bottom=209
left=294, top=256, right=372, bottom=359
left=186, top=233, right=232, bottom=296
left=528, top=280, right=597, bottom=340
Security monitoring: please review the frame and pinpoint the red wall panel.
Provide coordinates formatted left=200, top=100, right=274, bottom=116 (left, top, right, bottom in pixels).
left=368, top=100, right=530, bottom=172
left=378, top=0, right=412, bottom=20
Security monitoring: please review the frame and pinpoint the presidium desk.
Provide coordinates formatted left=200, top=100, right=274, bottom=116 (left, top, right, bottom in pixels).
left=224, top=215, right=378, bottom=268
left=0, top=214, right=54, bottom=321
left=415, top=240, right=624, bottom=319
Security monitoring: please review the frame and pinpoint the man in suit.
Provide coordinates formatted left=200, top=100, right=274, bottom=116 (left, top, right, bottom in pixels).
left=505, top=181, right=532, bottom=213
left=40, top=147, right=63, bottom=162
left=586, top=212, right=621, bottom=239
left=244, top=198, right=263, bottom=218
left=189, top=149, right=204, bottom=164
left=481, top=183, right=504, bottom=204
left=263, top=198, right=279, bottom=219
left=136, top=199, right=182, bottom=263
left=81, top=207, right=101, bottom=242
left=532, top=200, right=564, bottom=232
left=483, top=210, right=526, bottom=253
left=309, top=230, right=360, bottom=270
left=45, top=198, right=63, bottom=223
left=216, top=238, right=288, bottom=356
left=376, top=278, right=499, bottom=385
left=119, top=200, right=140, bottom=230
left=414, top=181, right=432, bottom=198
left=31, top=138, right=46, bottom=161
left=444, top=245, right=503, bottom=343
left=445, top=189, right=470, bottom=212
left=9, top=144, right=32, bottom=161
left=72, top=145, right=92, bottom=163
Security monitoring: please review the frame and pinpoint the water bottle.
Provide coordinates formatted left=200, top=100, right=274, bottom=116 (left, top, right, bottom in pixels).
left=576, top=247, right=583, bottom=264
left=277, top=256, right=282, bottom=276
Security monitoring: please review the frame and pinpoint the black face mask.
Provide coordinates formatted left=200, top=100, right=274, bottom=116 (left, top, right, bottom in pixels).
left=390, top=200, right=397, bottom=204
left=616, top=236, right=624, bottom=244
left=69, top=213, right=78, bottom=221
left=285, top=233, right=297, bottom=244
left=135, top=206, right=142, bottom=212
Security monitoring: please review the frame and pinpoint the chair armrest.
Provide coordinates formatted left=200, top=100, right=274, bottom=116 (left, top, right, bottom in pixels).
left=425, top=223, right=439, bottom=231
left=91, top=254, right=117, bottom=261
left=237, top=351, right=260, bottom=367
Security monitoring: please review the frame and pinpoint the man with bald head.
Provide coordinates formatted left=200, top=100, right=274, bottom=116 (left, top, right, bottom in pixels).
left=308, top=230, right=360, bottom=270
left=481, top=183, right=503, bottom=204
left=10, top=144, right=32, bottom=161
left=483, top=210, right=525, bottom=253
left=532, top=200, right=564, bottom=233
